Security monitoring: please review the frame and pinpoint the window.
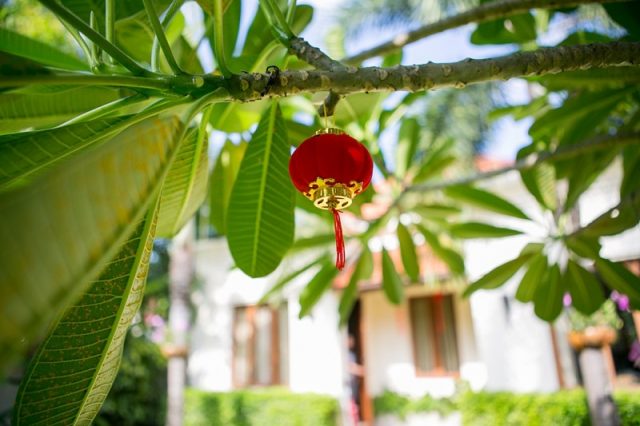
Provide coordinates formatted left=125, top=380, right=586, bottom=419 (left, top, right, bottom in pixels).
left=409, top=294, right=459, bottom=375
left=232, top=304, right=289, bottom=387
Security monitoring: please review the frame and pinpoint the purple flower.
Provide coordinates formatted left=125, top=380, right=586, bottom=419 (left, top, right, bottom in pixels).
left=563, top=293, right=572, bottom=307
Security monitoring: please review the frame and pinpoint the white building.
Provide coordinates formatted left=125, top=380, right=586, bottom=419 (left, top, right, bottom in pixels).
left=187, top=162, right=640, bottom=425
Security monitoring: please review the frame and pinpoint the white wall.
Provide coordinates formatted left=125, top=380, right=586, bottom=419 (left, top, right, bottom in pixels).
left=188, top=239, right=345, bottom=397
left=361, top=286, right=482, bottom=398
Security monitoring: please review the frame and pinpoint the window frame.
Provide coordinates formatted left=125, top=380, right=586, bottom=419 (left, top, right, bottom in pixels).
left=408, top=294, right=460, bottom=377
left=231, top=304, right=288, bottom=388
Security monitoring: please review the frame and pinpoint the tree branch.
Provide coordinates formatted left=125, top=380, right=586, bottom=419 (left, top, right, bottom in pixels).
left=405, top=132, right=640, bottom=194
left=288, top=37, right=347, bottom=116
left=215, top=42, right=639, bottom=102
left=344, top=0, right=627, bottom=64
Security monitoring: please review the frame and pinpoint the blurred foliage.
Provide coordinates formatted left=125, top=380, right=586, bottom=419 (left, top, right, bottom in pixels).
left=568, top=299, right=624, bottom=331
left=95, top=334, right=168, bottom=426
left=184, top=388, right=339, bottom=426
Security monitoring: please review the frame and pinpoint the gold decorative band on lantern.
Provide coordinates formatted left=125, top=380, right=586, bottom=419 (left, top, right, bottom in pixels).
left=314, top=128, right=345, bottom=136
left=304, top=177, right=364, bottom=210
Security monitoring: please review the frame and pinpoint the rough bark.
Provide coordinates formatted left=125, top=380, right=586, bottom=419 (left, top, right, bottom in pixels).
left=579, top=348, right=621, bottom=426
left=344, top=0, right=627, bottom=64
left=209, top=42, right=639, bottom=102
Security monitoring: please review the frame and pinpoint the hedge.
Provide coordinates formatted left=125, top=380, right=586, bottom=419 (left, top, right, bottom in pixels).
left=374, top=389, right=640, bottom=425
left=184, top=388, right=339, bottom=426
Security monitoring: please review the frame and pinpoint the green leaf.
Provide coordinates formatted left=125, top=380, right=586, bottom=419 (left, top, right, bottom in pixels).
left=14, top=204, right=158, bottom=425
left=529, top=88, right=632, bottom=141
left=449, top=222, right=522, bottom=239
left=604, top=2, right=640, bottom=40
left=156, top=123, right=210, bottom=237
left=299, top=258, right=340, bottom=318
left=595, top=258, right=640, bottom=309
left=339, top=246, right=373, bottom=327
left=515, top=252, right=547, bottom=303
left=209, top=140, right=247, bottom=235
left=417, top=225, right=464, bottom=276
left=565, top=234, right=601, bottom=260
left=382, top=248, right=404, bottom=304
left=414, top=203, right=461, bottom=219
left=0, top=86, right=121, bottom=134
left=260, top=254, right=327, bottom=304
left=0, top=28, right=88, bottom=71
left=566, top=260, right=605, bottom=315
left=0, top=51, right=51, bottom=77
left=0, top=116, right=130, bottom=192
left=412, top=139, right=457, bottom=183
left=397, top=223, right=420, bottom=282
left=227, top=103, right=294, bottom=277
left=444, top=185, right=529, bottom=220
left=564, top=148, right=619, bottom=211
left=621, top=145, right=640, bottom=198
left=577, top=194, right=640, bottom=238
left=463, top=246, right=536, bottom=297
left=537, top=67, right=640, bottom=90
left=471, top=13, right=536, bottom=45
left=533, top=264, right=564, bottom=322
left=517, top=143, right=557, bottom=211
left=0, top=115, right=183, bottom=372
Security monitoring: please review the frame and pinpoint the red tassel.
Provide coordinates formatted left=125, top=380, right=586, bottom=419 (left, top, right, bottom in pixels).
left=332, top=208, right=345, bottom=270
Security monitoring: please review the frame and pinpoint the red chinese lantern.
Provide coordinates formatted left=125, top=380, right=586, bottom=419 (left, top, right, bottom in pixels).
left=289, top=129, right=373, bottom=270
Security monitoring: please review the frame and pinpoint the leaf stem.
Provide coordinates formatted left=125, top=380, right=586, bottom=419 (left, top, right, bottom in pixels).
left=143, top=0, right=183, bottom=75
left=57, top=19, right=96, bottom=69
left=59, top=94, right=149, bottom=126
left=151, top=0, right=185, bottom=72
left=258, top=0, right=294, bottom=44
left=0, top=74, right=172, bottom=90
left=286, top=0, right=297, bottom=26
left=38, top=0, right=148, bottom=75
left=212, top=0, right=232, bottom=77
left=105, top=0, right=115, bottom=64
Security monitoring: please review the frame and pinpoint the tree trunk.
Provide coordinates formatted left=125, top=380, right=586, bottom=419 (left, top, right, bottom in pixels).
left=166, top=227, right=194, bottom=426
left=578, top=347, right=620, bottom=426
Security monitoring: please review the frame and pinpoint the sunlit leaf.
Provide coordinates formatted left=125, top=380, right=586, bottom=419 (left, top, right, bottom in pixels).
left=533, top=264, right=564, bottom=321
left=444, top=185, right=529, bottom=220
left=595, top=258, right=640, bottom=309
left=14, top=205, right=158, bottom=425
left=382, top=248, right=404, bottom=304
left=0, top=28, right=88, bottom=71
left=299, top=258, right=340, bottom=318
left=0, top=86, right=121, bottom=134
left=397, top=223, right=420, bottom=282
left=566, top=259, right=605, bottom=315
left=227, top=103, right=294, bottom=277
left=463, top=244, right=538, bottom=297
left=339, top=246, right=373, bottom=327
left=0, top=115, right=183, bottom=372
left=417, top=225, right=465, bottom=276
left=515, top=252, right=547, bottom=303
left=449, top=222, right=522, bottom=239
left=156, top=123, right=209, bottom=237
left=260, top=254, right=328, bottom=304
left=210, top=140, right=247, bottom=235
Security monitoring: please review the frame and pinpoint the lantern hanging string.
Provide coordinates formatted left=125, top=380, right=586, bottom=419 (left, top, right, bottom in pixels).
left=331, top=208, right=345, bottom=270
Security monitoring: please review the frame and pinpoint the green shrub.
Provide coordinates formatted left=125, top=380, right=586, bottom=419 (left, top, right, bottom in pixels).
left=95, top=334, right=167, bottom=426
left=184, top=388, right=339, bottom=426
left=616, top=391, right=640, bottom=426
left=373, top=390, right=457, bottom=419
